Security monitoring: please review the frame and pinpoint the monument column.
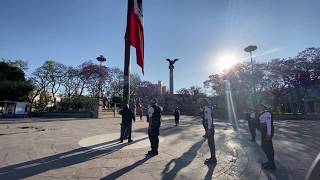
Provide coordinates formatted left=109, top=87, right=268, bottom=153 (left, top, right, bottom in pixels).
left=166, top=59, right=178, bottom=95
left=169, top=65, right=174, bottom=95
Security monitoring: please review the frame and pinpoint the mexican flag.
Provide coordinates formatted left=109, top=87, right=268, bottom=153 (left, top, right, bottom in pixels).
left=128, top=0, right=144, bottom=74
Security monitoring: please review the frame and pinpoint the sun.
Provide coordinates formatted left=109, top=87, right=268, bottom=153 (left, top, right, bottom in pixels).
left=216, top=54, right=239, bottom=72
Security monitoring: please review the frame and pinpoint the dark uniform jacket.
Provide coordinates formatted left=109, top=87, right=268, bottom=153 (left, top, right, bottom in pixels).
left=119, top=108, right=135, bottom=124
left=150, top=105, right=161, bottom=128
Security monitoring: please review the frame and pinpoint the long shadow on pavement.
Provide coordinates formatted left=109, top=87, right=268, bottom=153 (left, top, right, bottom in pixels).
left=204, top=163, right=217, bottom=180
left=0, top=118, right=93, bottom=124
left=0, top=137, right=148, bottom=179
left=262, top=161, right=291, bottom=180
left=100, top=155, right=152, bottom=180
left=161, top=139, right=206, bottom=180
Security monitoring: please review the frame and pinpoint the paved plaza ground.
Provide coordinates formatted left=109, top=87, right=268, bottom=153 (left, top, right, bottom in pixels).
left=0, top=115, right=319, bottom=180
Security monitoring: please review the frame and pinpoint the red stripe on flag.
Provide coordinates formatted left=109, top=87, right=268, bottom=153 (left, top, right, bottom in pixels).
left=129, top=1, right=144, bottom=74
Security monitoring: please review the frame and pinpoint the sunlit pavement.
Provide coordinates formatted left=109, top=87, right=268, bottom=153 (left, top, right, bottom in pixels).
left=0, top=116, right=319, bottom=180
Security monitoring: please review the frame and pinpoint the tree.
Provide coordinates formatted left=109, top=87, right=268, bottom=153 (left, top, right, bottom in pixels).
left=59, top=95, right=92, bottom=112
left=29, top=66, right=50, bottom=106
left=1, top=59, right=28, bottom=71
left=280, top=48, right=320, bottom=113
left=130, top=73, right=142, bottom=96
left=177, top=86, right=202, bottom=95
left=203, top=47, right=320, bottom=114
left=79, top=61, right=110, bottom=97
left=203, top=74, right=225, bottom=96
left=297, top=47, right=320, bottom=84
left=111, top=95, right=123, bottom=105
left=35, top=91, right=51, bottom=111
left=62, top=67, right=82, bottom=97
left=177, top=88, right=190, bottom=95
left=106, top=67, right=124, bottom=96
left=40, top=61, right=67, bottom=107
left=189, top=86, right=202, bottom=96
left=0, top=62, right=33, bottom=101
left=265, top=59, right=290, bottom=112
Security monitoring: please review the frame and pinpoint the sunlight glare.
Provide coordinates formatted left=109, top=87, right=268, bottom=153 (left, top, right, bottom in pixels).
left=216, top=54, right=239, bottom=72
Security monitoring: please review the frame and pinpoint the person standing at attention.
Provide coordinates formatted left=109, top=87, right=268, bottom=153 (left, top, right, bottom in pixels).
left=147, top=98, right=162, bottom=156
left=202, top=101, right=217, bottom=165
left=258, top=104, right=276, bottom=170
left=119, top=104, right=135, bottom=143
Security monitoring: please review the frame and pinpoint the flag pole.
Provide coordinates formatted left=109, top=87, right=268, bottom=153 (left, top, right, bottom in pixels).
left=123, top=0, right=132, bottom=106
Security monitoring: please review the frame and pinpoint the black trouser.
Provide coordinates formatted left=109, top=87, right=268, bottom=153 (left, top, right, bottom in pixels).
left=248, top=119, right=256, bottom=140
left=207, top=128, right=216, bottom=160
left=148, top=127, right=159, bottom=152
left=202, top=120, right=208, bottom=136
left=175, top=116, right=180, bottom=125
left=120, top=123, right=132, bottom=141
left=261, top=126, right=274, bottom=164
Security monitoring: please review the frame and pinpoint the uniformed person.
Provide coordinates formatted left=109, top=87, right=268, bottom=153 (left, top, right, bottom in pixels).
left=201, top=101, right=217, bottom=165
left=147, top=98, right=162, bottom=156
left=258, top=104, right=276, bottom=170
left=119, top=104, right=135, bottom=143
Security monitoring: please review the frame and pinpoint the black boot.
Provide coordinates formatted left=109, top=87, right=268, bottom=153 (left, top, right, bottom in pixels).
left=263, top=161, right=276, bottom=170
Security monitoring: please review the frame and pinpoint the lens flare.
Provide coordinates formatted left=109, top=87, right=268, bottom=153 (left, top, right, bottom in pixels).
left=225, top=80, right=239, bottom=131
left=216, top=55, right=238, bottom=72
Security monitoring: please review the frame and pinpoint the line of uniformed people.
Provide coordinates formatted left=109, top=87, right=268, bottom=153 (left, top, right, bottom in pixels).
left=246, top=104, right=276, bottom=170
left=119, top=99, right=276, bottom=170
left=119, top=98, right=162, bottom=157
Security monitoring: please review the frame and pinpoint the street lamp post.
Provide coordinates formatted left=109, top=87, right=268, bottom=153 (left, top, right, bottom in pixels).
left=97, top=55, right=107, bottom=66
left=244, top=45, right=258, bottom=107
left=96, top=55, right=107, bottom=115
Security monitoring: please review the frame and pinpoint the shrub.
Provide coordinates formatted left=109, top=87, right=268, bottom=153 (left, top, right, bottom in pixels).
left=112, top=95, right=123, bottom=104
left=59, top=96, right=94, bottom=112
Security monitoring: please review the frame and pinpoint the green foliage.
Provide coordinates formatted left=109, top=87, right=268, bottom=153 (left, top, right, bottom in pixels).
left=0, top=62, right=26, bottom=81
left=34, top=91, right=51, bottom=111
left=0, top=62, right=34, bottom=101
left=0, top=59, right=28, bottom=71
left=59, top=96, right=93, bottom=112
left=111, top=95, right=123, bottom=104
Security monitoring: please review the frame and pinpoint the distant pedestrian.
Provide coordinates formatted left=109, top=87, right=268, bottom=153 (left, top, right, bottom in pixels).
left=201, top=101, right=217, bottom=165
left=138, top=103, right=143, bottom=121
left=147, top=98, right=162, bottom=156
left=174, top=106, right=180, bottom=126
left=258, top=104, right=276, bottom=170
left=119, top=104, right=135, bottom=143
left=248, top=109, right=257, bottom=142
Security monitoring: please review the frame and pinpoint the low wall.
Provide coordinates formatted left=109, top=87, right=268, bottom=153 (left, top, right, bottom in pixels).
left=273, top=114, right=320, bottom=120
left=30, top=112, right=93, bottom=118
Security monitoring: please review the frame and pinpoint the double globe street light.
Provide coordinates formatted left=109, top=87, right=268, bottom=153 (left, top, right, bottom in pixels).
left=244, top=45, right=258, bottom=107
left=96, top=55, right=107, bottom=115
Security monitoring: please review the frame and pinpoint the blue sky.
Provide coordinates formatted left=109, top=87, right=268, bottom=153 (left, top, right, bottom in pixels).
left=1, top=0, right=320, bottom=92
